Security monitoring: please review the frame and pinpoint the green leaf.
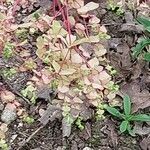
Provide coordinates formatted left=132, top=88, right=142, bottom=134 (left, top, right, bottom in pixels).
left=105, top=106, right=123, bottom=119
left=132, top=38, right=150, bottom=58
left=127, top=123, right=136, bottom=136
left=120, top=121, right=128, bottom=133
left=130, top=114, right=150, bottom=122
left=144, top=52, right=150, bottom=62
left=123, top=95, right=131, bottom=116
left=137, top=16, right=150, bottom=32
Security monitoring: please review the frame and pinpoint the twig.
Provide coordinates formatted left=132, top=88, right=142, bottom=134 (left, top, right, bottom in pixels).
left=17, top=126, right=44, bottom=150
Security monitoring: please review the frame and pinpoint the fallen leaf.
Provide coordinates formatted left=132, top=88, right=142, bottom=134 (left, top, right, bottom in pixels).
left=121, top=80, right=150, bottom=112
left=1, top=90, right=15, bottom=103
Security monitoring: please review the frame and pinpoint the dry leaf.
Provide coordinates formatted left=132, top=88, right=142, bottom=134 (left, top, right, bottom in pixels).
left=1, top=90, right=15, bottom=103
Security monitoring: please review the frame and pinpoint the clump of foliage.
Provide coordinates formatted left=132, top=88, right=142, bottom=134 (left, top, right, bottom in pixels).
left=0, top=0, right=119, bottom=135
left=107, top=0, right=124, bottom=16
left=1, top=68, right=17, bottom=80
left=105, top=95, right=150, bottom=136
left=23, top=116, right=35, bottom=124
left=21, top=84, right=37, bottom=104
left=3, top=42, right=14, bottom=59
left=132, top=16, right=150, bottom=61
left=75, top=117, right=84, bottom=130
left=0, top=139, right=8, bottom=150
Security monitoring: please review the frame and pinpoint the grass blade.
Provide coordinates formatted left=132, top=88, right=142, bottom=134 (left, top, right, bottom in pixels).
left=130, top=114, right=150, bottom=122
left=123, top=95, right=131, bottom=116
left=120, top=121, right=128, bottom=133
left=137, top=16, right=150, bottom=32
left=105, top=106, right=123, bottom=119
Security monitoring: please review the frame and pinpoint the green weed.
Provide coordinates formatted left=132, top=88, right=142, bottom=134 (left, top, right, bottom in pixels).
left=132, top=16, right=150, bottom=62
left=105, top=95, right=150, bottom=136
left=0, top=139, right=8, bottom=150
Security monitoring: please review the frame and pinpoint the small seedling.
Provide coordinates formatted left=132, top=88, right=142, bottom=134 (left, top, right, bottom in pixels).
left=106, top=81, right=119, bottom=92
left=2, top=68, right=17, bottom=79
left=75, top=117, right=84, bottom=130
left=3, top=42, right=14, bottom=59
left=62, top=104, right=74, bottom=125
left=96, top=104, right=105, bottom=120
left=23, top=116, right=35, bottom=124
left=105, top=95, right=150, bottom=136
left=21, top=84, right=37, bottom=104
left=107, top=0, right=124, bottom=16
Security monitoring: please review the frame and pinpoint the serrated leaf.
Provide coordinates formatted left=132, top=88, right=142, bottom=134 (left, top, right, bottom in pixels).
left=144, top=52, right=150, bottom=62
left=123, top=95, right=131, bottom=116
left=105, top=106, right=123, bottom=118
left=127, top=123, right=136, bottom=136
left=130, top=114, right=150, bottom=122
left=120, top=121, right=128, bottom=133
left=132, top=38, right=150, bottom=57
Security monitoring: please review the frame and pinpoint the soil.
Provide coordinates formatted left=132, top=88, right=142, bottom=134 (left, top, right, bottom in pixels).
left=0, top=0, right=150, bottom=150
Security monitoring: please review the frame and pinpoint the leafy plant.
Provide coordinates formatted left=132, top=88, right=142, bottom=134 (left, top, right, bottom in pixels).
left=132, top=16, right=150, bottom=62
left=75, top=117, right=84, bottom=130
left=2, top=68, right=17, bottom=79
left=107, top=0, right=124, bottom=16
left=23, top=116, right=35, bottom=124
left=0, top=139, right=8, bottom=150
left=21, top=84, right=37, bottom=104
left=96, top=104, right=105, bottom=120
left=105, top=95, right=150, bottom=136
left=3, top=42, right=14, bottom=59
left=106, top=81, right=119, bottom=92
left=62, top=104, right=74, bottom=125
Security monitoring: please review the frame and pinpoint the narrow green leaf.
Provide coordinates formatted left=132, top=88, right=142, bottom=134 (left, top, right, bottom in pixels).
left=130, top=114, right=150, bottom=122
left=127, top=123, right=136, bottom=136
left=137, top=16, right=150, bottom=32
left=105, top=106, right=123, bottom=119
left=123, top=95, right=131, bottom=116
left=120, top=121, right=128, bottom=133
left=132, top=38, right=150, bottom=58
left=144, top=52, right=150, bottom=62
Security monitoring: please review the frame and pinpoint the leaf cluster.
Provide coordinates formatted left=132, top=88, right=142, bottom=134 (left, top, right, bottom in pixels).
left=105, top=95, right=150, bottom=136
left=132, top=16, right=150, bottom=62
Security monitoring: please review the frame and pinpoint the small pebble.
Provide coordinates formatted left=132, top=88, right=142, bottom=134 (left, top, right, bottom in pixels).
left=1, top=103, right=17, bottom=124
